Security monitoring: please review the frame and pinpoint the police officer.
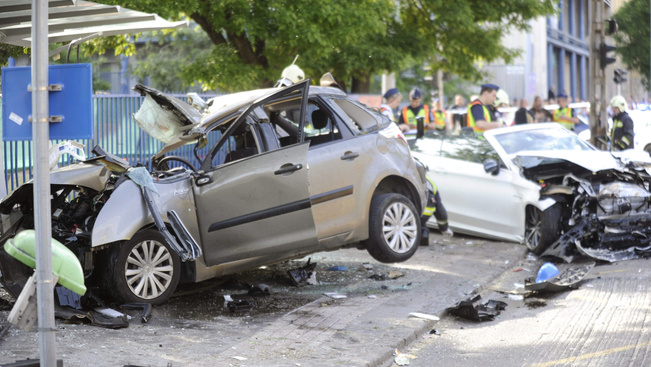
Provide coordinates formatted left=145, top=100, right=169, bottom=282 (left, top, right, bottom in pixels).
left=379, top=88, right=402, bottom=123
left=431, top=99, right=448, bottom=132
left=398, top=88, right=435, bottom=133
left=467, top=83, right=503, bottom=136
left=421, top=175, right=453, bottom=246
left=609, top=95, right=634, bottom=151
left=552, top=93, right=579, bottom=130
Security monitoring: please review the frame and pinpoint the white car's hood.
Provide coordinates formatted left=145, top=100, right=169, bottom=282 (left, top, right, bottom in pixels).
left=513, top=150, right=621, bottom=172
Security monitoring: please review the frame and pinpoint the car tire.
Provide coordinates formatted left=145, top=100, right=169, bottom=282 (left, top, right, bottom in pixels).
left=365, top=193, right=421, bottom=263
left=105, top=229, right=180, bottom=304
left=524, top=204, right=561, bottom=255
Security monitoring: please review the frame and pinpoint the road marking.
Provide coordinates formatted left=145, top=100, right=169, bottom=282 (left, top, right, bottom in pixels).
left=528, top=341, right=651, bottom=367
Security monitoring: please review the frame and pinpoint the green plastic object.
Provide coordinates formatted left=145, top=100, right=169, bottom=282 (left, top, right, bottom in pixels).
left=4, top=230, right=87, bottom=295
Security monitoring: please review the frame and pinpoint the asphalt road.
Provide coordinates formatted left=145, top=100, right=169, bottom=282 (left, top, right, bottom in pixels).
left=0, top=231, right=524, bottom=367
left=389, top=256, right=651, bottom=367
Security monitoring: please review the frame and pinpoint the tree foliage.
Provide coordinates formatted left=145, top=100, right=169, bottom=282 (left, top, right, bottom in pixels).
left=614, top=0, right=651, bottom=89
left=88, top=0, right=553, bottom=92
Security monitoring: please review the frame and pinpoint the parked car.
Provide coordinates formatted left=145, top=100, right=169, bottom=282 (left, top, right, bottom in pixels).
left=408, top=123, right=651, bottom=258
left=0, top=79, right=428, bottom=304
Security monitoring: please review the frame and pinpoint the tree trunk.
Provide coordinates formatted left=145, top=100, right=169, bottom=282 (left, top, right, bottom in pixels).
left=351, top=75, right=371, bottom=93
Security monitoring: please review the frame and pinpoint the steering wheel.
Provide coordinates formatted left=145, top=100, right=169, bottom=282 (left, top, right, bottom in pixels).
left=155, top=156, right=197, bottom=172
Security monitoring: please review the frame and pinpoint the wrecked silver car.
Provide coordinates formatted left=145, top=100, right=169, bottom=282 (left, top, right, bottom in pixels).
left=0, top=79, right=428, bottom=304
left=410, top=123, right=651, bottom=262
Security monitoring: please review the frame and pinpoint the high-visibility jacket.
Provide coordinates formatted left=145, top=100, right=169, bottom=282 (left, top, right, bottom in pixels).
left=402, top=105, right=430, bottom=128
left=467, top=100, right=491, bottom=136
left=433, top=110, right=446, bottom=130
left=610, top=112, right=635, bottom=151
left=553, top=107, right=575, bottom=130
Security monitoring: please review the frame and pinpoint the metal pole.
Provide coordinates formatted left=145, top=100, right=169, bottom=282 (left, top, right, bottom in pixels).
left=32, top=0, right=56, bottom=365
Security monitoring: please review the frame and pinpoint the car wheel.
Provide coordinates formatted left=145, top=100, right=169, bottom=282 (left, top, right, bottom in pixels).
left=106, top=229, right=180, bottom=304
left=524, top=204, right=561, bottom=255
left=365, top=193, right=420, bottom=263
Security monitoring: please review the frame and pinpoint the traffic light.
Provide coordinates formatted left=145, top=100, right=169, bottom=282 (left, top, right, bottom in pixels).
left=614, top=69, right=627, bottom=84
left=600, top=41, right=616, bottom=69
left=605, top=19, right=618, bottom=36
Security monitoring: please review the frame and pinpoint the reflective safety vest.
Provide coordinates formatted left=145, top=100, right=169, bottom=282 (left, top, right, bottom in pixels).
left=433, top=110, right=446, bottom=130
left=553, top=107, right=574, bottom=130
left=379, top=106, right=395, bottom=122
left=422, top=176, right=438, bottom=217
left=402, top=105, right=430, bottom=128
left=467, top=100, right=491, bottom=136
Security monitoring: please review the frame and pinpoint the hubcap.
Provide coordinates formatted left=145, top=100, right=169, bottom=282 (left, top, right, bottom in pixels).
left=125, top=239, right=174, bottom=300
left=382, top=202, right=417, bottom=253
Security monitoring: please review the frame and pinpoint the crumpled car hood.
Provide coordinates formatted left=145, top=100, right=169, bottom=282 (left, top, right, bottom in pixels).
left=132, top=84, right=277, bottom=144
left=512, top=150, right=621, bottom=172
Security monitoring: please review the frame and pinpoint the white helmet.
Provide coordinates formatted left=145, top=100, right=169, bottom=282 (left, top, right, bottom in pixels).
left=494, top=89, right=510, bottom=107
left=609, top=95, right=626, bottom=112
left=281, top=64, right=305, bottom=84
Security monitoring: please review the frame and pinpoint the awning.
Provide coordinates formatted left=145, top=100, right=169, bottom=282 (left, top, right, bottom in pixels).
left=0, top=0, right=187, bottom=48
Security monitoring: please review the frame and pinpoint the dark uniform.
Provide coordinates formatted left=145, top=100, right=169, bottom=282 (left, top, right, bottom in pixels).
left=420, top=176, right=451, bottom=245
left=610, top=111, right=635, bottom=150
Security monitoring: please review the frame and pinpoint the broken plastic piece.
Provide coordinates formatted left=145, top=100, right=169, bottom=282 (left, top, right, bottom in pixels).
left=446, top=295, right=507, bottom=322
left=324, top=292, right=347, bottom=299
left=526, top=260, right=595, bottom=293
left=369, top=274, right=386, bottom=281
left=287, top=258, right=317, bottom=286
left=408, top=312, right=440, bottom=321
left=120, top=303, right=153, bottom=323
left=248, top=284, right=271, bottom=295
left=388, top=270, right=405, bottom=279
left=56, top=286, right=82, bottom=309
left=227, top=299, right=254, bottom=313
left=327, top=266, right=347, bottom=271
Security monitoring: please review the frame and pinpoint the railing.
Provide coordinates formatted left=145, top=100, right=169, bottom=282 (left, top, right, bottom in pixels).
left=1, top=93, right=218, bottom=193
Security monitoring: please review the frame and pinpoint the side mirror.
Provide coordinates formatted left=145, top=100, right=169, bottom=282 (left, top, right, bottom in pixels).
left=483, top=159, right=500, bottom=176
left=195, top=172, right=211, bottom=186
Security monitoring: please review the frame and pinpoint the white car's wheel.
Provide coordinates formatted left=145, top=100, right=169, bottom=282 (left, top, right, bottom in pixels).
left=365, top=193, right=420, bottom=263
left=525, top=204, right=561, bottom=255
left=107, top=229, right=180, bottom=304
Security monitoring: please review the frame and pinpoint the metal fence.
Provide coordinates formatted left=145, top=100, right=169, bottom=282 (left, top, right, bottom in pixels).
left=1, top=93, right=218, bottom=193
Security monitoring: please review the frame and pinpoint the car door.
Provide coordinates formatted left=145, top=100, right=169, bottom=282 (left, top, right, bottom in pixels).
left=414, top=134, right=523, bottom=240
left=193, top=82, right=318, bottom=267
left=301, top=98, right=369, bottom=247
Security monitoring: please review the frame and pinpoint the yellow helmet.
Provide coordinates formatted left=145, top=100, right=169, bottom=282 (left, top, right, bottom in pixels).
left=609, top=95, right=626, bottom=112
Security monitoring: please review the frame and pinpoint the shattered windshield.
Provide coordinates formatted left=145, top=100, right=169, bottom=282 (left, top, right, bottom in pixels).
left=494, top=128, right=594, bottom=155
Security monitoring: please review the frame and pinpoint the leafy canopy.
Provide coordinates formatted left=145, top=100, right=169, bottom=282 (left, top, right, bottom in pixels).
left=613, top=0, right=651, bottom=89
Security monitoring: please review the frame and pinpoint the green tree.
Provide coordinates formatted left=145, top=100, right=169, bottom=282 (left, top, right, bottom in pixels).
left=613, top=0, right=651, bottom=88
left=92, top=0, right=554, bottom=92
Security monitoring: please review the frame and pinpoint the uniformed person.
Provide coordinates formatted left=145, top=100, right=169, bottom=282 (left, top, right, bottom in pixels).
left=431, top=99, right=448, bottom=132
left=398, top=88, right=435, bottom=133
left=552, top=93, right=579, bottom=130
left=420, top=175, right=453, bottom=246
left=609, top=95, right=634, bottom=151
left=467, top=83, right=503, bottom=136
left=379, top=88, right=402, bottom=123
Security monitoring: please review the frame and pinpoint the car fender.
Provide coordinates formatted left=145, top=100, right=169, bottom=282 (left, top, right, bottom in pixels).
left=91, top=177, right=200, bottom=248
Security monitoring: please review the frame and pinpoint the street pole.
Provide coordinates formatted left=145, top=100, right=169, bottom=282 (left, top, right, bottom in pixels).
left=32, top=0, right=56, bottom=365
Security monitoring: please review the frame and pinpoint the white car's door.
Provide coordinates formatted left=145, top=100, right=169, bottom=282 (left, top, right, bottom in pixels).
left=411, top=133, right=524, bottom=241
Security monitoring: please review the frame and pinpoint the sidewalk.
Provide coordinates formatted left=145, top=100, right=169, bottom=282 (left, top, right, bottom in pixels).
left=203, top=236, right=527, bottom=366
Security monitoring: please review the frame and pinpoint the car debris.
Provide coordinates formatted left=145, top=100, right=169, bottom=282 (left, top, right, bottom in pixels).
left=535, top=262, right=559, bottom=283
left=446, top=295, right=507, bottom=322
left=323, top=292, right=347, bottom=299
left=55, top=306, right=129, bottom=329
left=369, top=273, right=387, bottom=281
left=525, top=260, right=595, bottom=293
left=120, top=303, right=153, bottom=323
left=388, top=270, right=406, bottom=279
left=408, top=312, right=440, bottom=321
left=327, top=266, right=347, bottom=271
left=226, top=299, right=255, bottom=313
left=247, top=284, right=271, bottom=295
left=287, top=258, right=317, bottom=286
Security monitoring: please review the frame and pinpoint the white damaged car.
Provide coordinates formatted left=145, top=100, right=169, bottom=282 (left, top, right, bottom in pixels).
left=409, top=123, right=651, bottom=261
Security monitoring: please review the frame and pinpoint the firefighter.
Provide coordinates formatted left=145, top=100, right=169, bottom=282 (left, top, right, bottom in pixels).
left=421, top=175, right=453, bottom=246
left=609, top=95, right=634, bottom=151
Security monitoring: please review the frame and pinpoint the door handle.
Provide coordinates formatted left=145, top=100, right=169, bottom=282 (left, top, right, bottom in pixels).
left=274, top=163, right=303, bottom=175
left=340, top=151, right=359, bottom=161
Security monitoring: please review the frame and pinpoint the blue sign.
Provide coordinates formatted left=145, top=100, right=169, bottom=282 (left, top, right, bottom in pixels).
left=2, top=63, right=93, bottom=141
